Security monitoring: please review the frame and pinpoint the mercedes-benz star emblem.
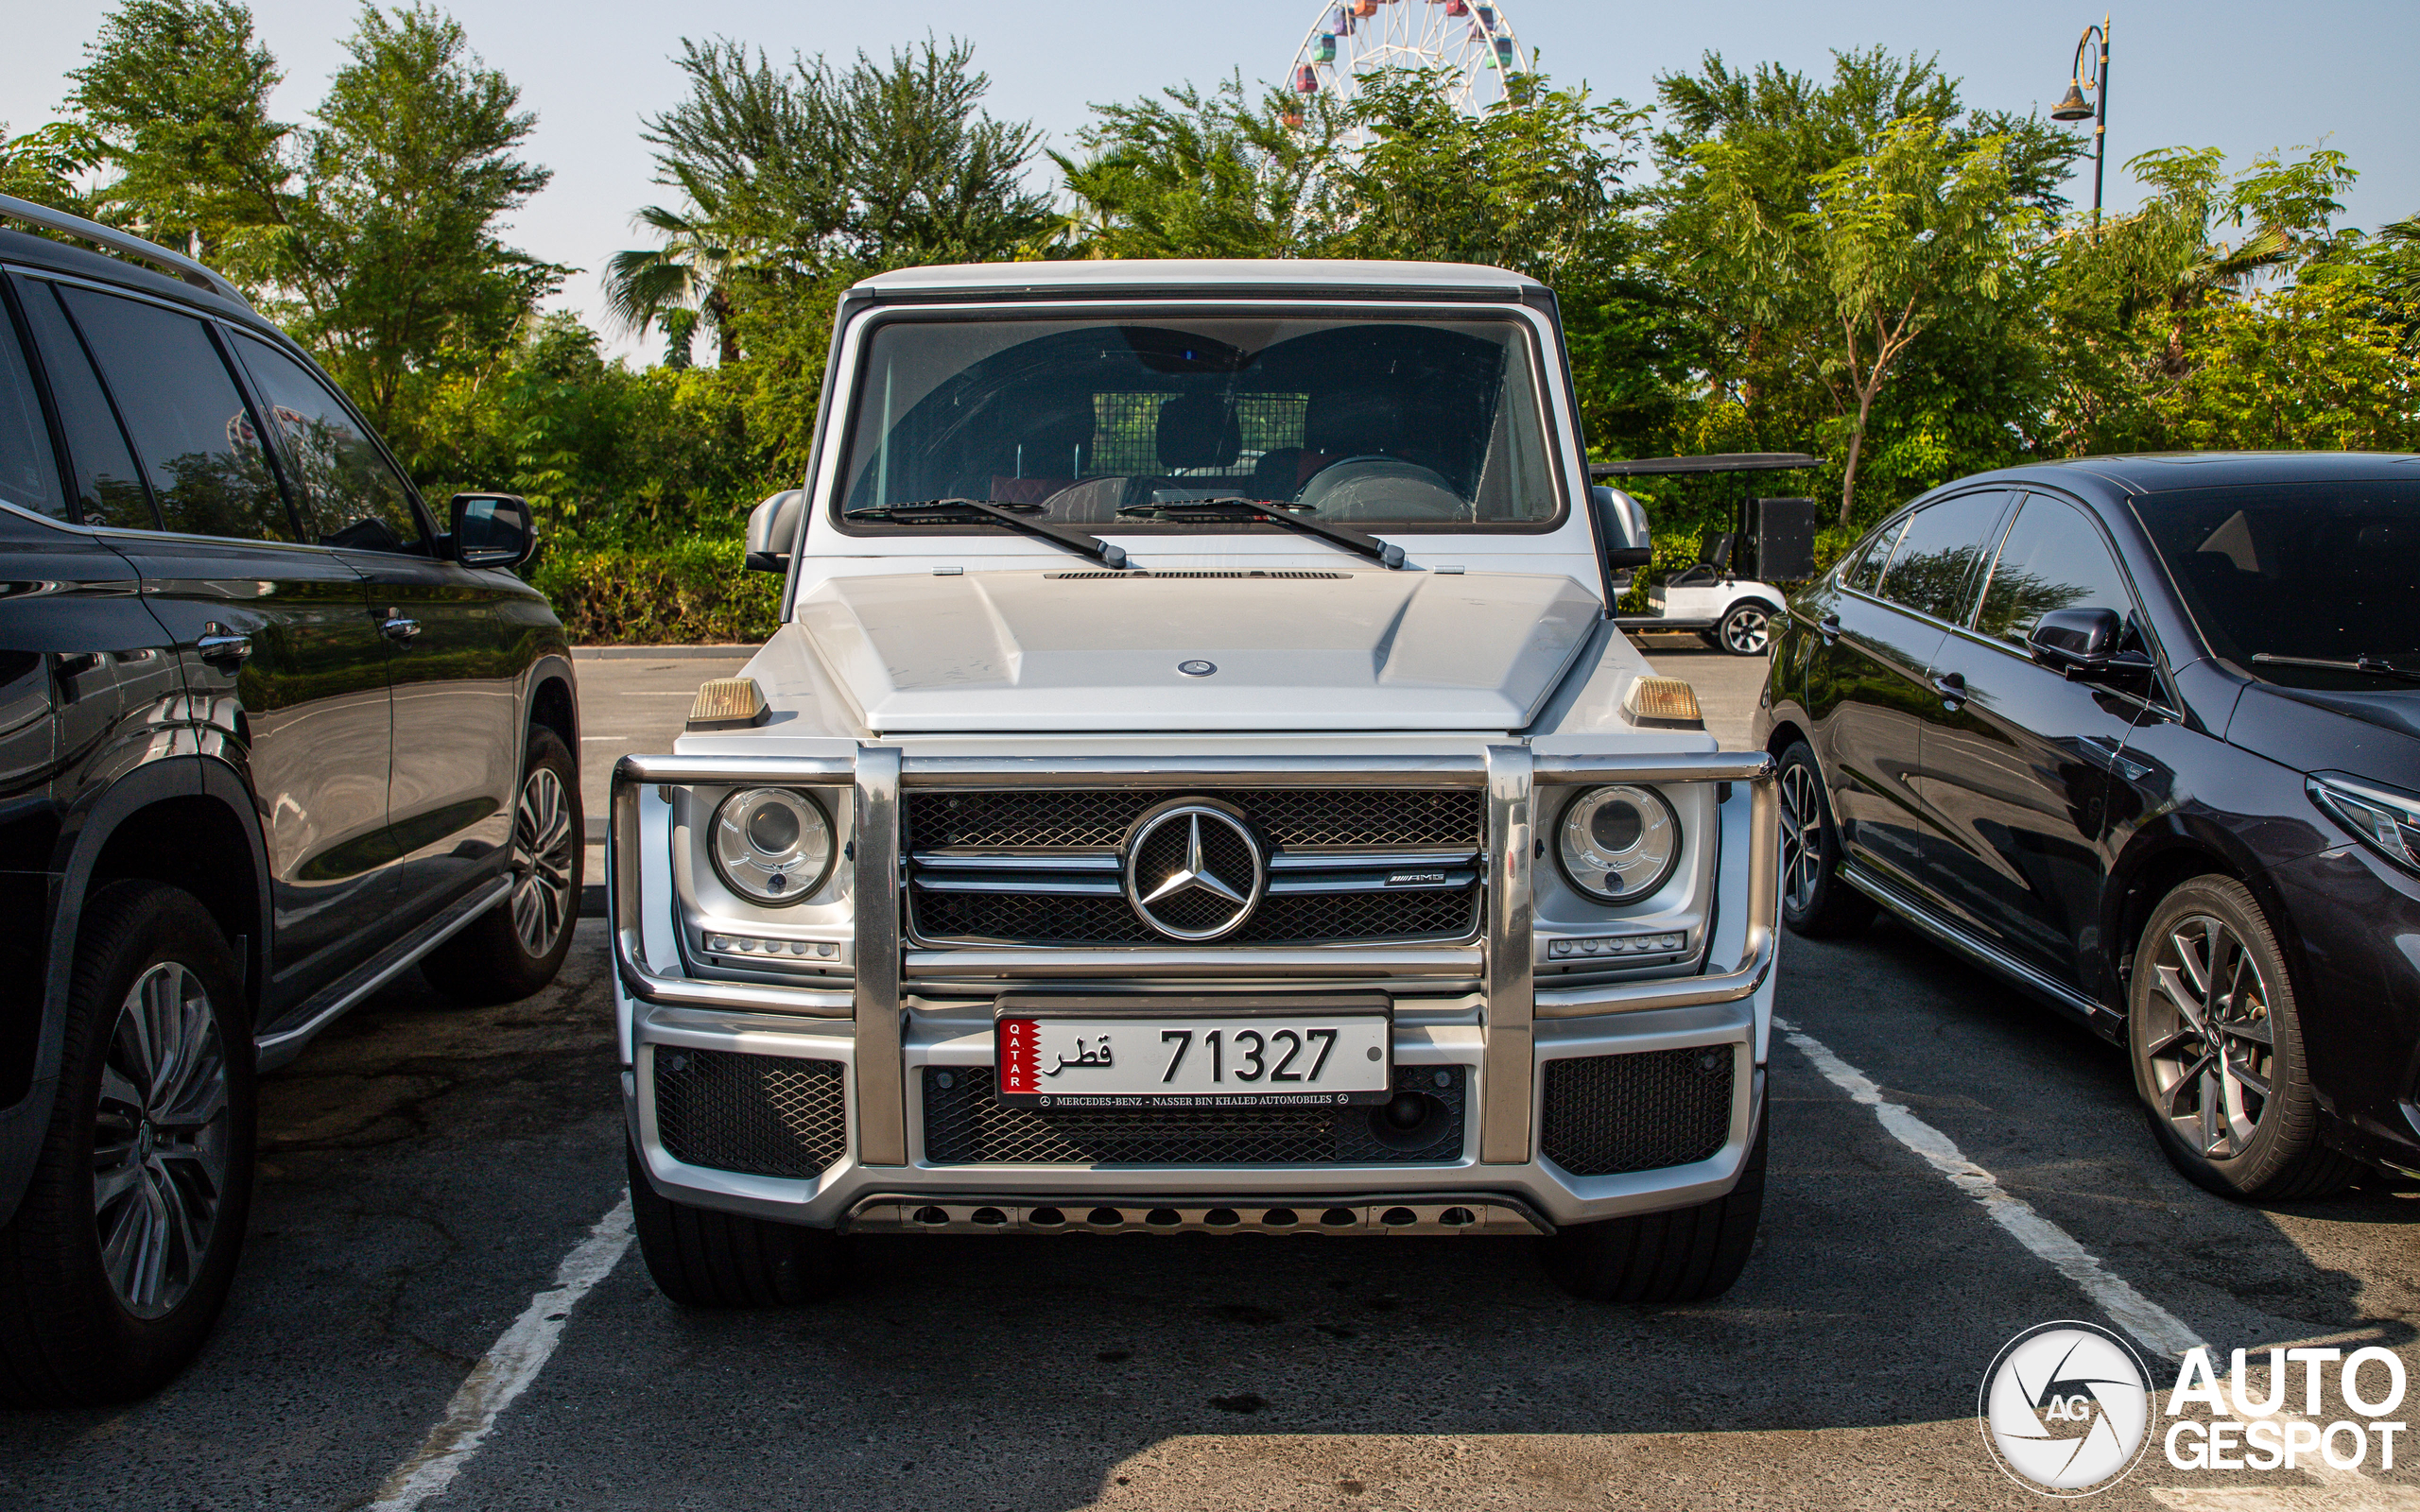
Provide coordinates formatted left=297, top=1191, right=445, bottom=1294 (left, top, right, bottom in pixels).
left=1177, top=660, right=1217, bottom=677
left=1123, top=801, right=1265, bottom=941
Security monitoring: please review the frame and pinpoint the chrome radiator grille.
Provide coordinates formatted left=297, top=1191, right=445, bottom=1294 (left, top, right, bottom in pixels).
left=905, top=787, right=1484, bottom=947
left=905, top=788, right=1482, bottom=851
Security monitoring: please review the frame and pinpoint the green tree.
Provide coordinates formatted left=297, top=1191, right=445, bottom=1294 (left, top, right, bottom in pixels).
left=62, top=0, right=291, bottom=278
left=604, top=204, right=751, bottom=368
left=0, top=121, right=107, bottom=212
left=1053, top=76, right=1332, bottom=260
left=285, top=5, right=561, bottom=427
left=618, top=35, right=1048, bottom=472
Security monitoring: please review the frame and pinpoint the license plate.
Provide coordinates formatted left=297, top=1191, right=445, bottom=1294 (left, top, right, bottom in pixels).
left=994, top=1016, right=1392, bottom=1108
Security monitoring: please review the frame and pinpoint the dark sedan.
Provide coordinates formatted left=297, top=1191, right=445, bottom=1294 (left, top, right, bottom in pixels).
left=1754, top=453, right=2420, bottom=1199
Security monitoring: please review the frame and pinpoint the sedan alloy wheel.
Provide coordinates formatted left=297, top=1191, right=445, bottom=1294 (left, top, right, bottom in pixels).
left=2138, top=913, right=2276, bottom=1160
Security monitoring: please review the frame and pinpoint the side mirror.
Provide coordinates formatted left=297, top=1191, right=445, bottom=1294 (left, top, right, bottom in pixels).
left=2027, top=608, right=2136, bottom=679
left=450, top=493, right=536, bottom=569
left=1590, top=485, right=1653, bottom=570
left=746, top=490, right=805, bottom=574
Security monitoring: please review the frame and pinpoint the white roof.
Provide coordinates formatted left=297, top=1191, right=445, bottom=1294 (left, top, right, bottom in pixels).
left=851, top=258, right=1541, bottom=299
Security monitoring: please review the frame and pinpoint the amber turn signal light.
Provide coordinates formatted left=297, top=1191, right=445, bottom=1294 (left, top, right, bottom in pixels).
left=1622, top=676, right=1703, bottom=730
left=687, top=676, right=769, bottom=731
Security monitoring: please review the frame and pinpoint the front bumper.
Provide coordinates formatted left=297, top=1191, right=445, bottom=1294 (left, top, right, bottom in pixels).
left=612, top=746, right=1778, bottom=1230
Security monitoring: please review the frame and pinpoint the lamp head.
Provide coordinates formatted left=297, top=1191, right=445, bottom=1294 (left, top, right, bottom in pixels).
left=2049, top=81, right=2095, bottom=122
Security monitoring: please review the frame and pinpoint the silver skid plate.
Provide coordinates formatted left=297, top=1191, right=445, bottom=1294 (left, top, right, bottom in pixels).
left=843, top=1195, right=1549, bottom=1236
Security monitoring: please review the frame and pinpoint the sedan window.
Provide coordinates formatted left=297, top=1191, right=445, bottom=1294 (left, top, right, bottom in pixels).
left=1842, top=517, right=1904, bottom=593
left=2134, top=480, right=2420, bottom=685
left=1976, top=497, right=2135, bottom=646
left=1875, top=490, right=2011, bottom=623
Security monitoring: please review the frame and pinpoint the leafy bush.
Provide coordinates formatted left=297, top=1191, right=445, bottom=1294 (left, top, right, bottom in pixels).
left=529, top=537, right=780, bottom=644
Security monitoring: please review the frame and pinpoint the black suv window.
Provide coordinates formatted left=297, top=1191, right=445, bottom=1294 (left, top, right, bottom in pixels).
left=54, top=285, right=293, bottom=543
left=1977, top=496, right=2135, bottom=646
left=232, top=334, right=424, bottom=552
left=0, top=302, right=65, bottom=521
left=13, top=279, right=154, bottom=530
left=1876, top=490, right=2010, bottom=623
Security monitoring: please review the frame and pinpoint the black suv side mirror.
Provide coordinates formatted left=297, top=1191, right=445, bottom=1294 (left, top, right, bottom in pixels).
left=2028, top=608, right=2152, bottom=683
left=450, top=493, right=537, bottom=569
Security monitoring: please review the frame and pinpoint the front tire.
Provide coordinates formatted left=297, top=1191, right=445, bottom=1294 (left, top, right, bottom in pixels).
left=1539, top=1110, right=1766, bottom=1303
left=628, top=1142, right=848, bottom=1306
left=1777, top=741, right=1876, bottom=938
left=422, top=727, right=580, bottom=1005
left=1717, top=602, right=1772, bottom=657
left=2130, top=876, right=2360, bottom=1200
left=0, top=883, right=255, bottom=1406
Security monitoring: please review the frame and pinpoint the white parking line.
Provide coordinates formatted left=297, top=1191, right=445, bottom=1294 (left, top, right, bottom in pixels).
left=366, top=1194, right=633, bottom=1512
left=1778, top=1019, right=2408, bottom=1507
left=1777, top=1017, right=2201, bottom=1359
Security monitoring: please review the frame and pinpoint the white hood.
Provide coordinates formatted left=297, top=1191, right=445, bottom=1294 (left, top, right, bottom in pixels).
left=792, top=568, right=1602, bottom=733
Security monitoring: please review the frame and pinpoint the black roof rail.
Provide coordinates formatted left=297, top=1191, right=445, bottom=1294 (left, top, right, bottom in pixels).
left=0, top=193, right=253, bottom=310
left=1589, top=453, right=1824, bottom=478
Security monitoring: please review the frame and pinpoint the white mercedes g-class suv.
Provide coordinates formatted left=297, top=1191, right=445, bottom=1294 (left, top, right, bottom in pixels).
left=610, top=260, right=1780, bottom=1305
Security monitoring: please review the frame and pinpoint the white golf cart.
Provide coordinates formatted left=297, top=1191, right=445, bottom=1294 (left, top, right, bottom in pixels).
left=1599, top=454, right=1821, bottom=658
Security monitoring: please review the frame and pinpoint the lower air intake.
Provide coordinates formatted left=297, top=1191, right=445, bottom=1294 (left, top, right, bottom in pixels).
left=654, top=1047, right=847, bottom=1179
left=922, top=1065, right=1464, bottom=1165
left=1539, top=1047, right=1735, bottom=1177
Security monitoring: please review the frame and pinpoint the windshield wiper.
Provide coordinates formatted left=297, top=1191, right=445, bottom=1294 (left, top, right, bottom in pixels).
left=844, top=499, right=1131, bottom=570
left=2251, top=652, right=2420, bottom=685
left=1115, top=498, right=1406, bottom=570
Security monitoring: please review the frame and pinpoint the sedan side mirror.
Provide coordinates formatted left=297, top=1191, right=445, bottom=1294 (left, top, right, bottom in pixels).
left=746, top=490, right=805, bottom=574
left=1590, top=485, right=1653, bottom=570
left=450, top=492, right=537, bottom=569
left=2027, top=608, right=2152, bottom=683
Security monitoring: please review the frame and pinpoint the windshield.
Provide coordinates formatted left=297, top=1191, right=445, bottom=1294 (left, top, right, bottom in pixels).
left=2135, top=481, right=2420, bottom=688
left=833, top=314, right=1560, bottom=530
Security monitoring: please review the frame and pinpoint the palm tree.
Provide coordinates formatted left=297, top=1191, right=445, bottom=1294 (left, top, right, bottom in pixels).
left=603, top=203, right=745, bottom=367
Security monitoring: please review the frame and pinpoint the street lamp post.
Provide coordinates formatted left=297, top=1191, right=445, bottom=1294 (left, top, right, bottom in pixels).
left=2049, top=16, right=2111, bottom=232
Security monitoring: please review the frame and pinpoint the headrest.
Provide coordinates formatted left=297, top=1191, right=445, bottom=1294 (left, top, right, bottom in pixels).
left=1156, top=393, right=1241, bottom=470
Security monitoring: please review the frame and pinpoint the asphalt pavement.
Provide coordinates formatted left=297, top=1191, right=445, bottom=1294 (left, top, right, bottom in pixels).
left=6, top=639, right=2417, bottom=1510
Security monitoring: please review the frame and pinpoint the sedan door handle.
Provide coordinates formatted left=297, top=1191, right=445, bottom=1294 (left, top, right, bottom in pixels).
left=379, top=615, right=422, bottom=643
left=1817, top=613, right=1841, bottom=644
left=197, top=624, right=252, bottom=666
left=1931, top=671, right=1968, bottom=710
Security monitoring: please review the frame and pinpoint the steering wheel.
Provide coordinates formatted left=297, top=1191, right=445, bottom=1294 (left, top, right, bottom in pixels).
left=1295, top=455, right=1467, bottom=522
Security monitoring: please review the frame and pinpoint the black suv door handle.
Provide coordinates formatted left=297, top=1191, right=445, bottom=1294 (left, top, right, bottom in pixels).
left=197, top=624, right=252, bottom=666
left=379, top=614, right=421, bottom=643
left=1931, top=671, right=1968, bottom=710
left=1817, top=613, right=1841, bottom=644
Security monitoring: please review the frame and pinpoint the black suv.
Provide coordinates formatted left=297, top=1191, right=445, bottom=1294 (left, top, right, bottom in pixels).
left=0, top=198, right=580, bottom=1404
left=1756, top=453, right=2420, bottom=1200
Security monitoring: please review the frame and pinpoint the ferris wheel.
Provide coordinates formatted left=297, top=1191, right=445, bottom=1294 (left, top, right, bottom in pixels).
left=1287, top=0, right=1528, bottom=124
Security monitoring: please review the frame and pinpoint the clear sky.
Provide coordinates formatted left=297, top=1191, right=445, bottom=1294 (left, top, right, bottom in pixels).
left=9, top=0, right=2415, bottom=363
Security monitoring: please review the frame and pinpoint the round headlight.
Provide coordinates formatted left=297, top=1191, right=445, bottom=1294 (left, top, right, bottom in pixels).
left=1555, top=784, right=1681, bottom=904
left=711, top=787, right=835, bottom=905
